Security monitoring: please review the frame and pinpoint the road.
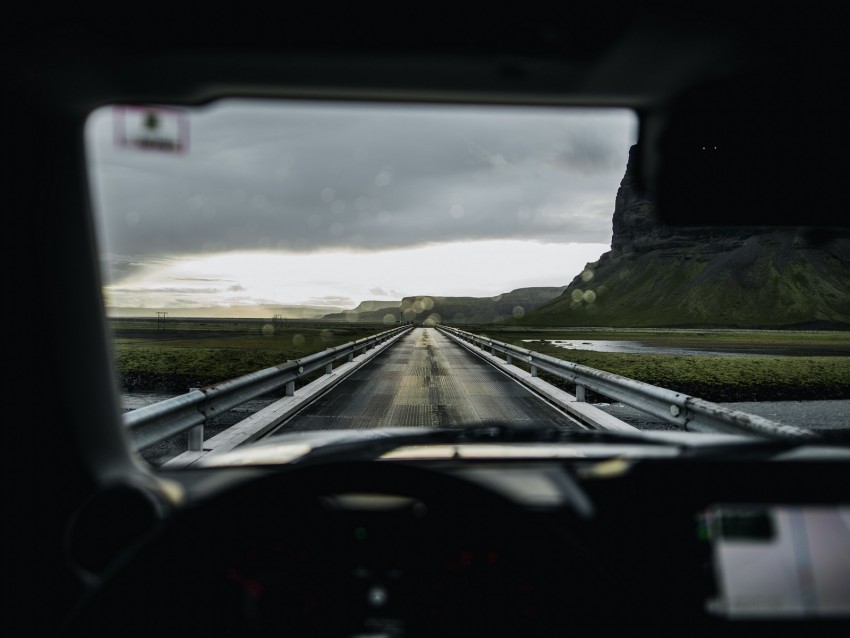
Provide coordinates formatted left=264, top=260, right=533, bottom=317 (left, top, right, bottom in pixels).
left=123, top=328, right=850, bottom=466
left=271, top=327, right=583, bottom=432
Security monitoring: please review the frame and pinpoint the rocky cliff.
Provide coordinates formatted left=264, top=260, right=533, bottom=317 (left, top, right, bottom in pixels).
left=519, top=145, right=850, bottom=328
left=321, top=286, right=566, bottom=324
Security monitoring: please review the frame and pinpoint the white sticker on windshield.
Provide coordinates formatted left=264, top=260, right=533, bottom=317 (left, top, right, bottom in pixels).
left=113, top=105, right=189, bottom=153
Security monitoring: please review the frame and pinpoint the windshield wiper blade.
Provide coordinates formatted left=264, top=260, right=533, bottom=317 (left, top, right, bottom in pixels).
left=678, top=436, right=833, bottom=460
left=453, top=422, right=663, bottom=444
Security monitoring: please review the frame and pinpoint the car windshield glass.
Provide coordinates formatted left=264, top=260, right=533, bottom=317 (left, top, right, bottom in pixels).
left=84, top=99, right=850, bottom=468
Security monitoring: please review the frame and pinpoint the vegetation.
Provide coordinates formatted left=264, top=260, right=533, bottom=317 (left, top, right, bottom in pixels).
left=111, top=318, right=391, bottom=393
left=475, top=326, right=850, bottom=402
left=512, top=237, right=850, bottom=329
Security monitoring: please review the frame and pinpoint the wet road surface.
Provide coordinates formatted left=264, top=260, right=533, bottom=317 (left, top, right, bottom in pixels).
left=272, top=327, right=583, bottom=432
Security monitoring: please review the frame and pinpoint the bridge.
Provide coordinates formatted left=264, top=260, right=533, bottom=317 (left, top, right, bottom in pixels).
left=123, top=325, right=816, bottom=469
left=267, top=327, right=580, bottom=432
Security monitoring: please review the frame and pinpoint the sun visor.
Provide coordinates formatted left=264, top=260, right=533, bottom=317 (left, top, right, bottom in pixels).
left=638, top=72, right=848, bottom=229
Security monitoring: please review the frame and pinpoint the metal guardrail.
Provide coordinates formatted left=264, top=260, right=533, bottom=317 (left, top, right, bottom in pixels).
left=437, top=325, right=817, bottom=439
left=124, top=324, right=413, bottom=451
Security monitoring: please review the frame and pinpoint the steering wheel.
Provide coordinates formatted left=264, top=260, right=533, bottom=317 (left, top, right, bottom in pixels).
left=61, top=461, right=624, bottom=637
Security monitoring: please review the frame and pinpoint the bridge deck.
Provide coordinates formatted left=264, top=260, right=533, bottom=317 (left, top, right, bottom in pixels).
left=273, top=327, right=582, bottom=432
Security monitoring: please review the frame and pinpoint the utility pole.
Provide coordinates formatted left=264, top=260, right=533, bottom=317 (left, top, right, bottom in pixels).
left=156, top=311, right=168, bottom=330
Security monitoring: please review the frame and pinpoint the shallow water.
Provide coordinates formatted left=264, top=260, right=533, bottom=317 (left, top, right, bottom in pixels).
left=519, top=339, right=847, bottom=357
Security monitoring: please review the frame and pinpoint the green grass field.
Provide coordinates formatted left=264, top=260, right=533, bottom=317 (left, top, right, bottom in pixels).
left=470, top=326, right=850, bottom=402
left=110, top=319, right=395, bottom=393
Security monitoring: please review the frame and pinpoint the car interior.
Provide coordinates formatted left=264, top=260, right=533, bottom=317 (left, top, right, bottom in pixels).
left=6, top=5, right=848, bottom=637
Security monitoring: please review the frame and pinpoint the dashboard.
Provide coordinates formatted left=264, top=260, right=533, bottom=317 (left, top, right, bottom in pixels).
left=63, top=458, right=849, bottom=637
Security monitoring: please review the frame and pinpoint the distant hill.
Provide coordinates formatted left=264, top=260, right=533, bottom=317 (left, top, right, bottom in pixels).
left=319, top=300, right=401, bottom=322
left=517, top=145, right=850, bottom=328
left=320, top=287, right=567, bottom=324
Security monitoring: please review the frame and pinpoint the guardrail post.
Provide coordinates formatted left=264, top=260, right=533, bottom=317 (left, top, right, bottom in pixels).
left=576, top=385, right=586, bottom=402
left=186, top=387, right=204, bottom=450
left=506, top=353, right=512, bottom=365
left=285, top=380, right=295, bottom=396
left=188, top=425, right=204, bottom=451
left=530, top=364, right=538, bottom=377
left=325, top=362, right=333, bottom=374
left=347, top=352, right=354, bottom=362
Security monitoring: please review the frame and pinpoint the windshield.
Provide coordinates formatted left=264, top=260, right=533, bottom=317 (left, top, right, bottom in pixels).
left=84, top=99, right=850, bottom=468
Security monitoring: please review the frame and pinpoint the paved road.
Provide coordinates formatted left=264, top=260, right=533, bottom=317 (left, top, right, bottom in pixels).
left=272, top=327, right=583, bottom=432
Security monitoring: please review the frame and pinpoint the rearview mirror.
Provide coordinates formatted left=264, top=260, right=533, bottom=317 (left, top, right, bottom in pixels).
left=639, top=72, right=847, bottom=229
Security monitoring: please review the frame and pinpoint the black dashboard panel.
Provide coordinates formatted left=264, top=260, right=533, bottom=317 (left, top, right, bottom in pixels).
left=62, top=459, right=849, bottom=637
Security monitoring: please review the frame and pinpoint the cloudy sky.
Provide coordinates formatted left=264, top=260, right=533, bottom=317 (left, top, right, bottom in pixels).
left=85, top=99, right=637, bottom=316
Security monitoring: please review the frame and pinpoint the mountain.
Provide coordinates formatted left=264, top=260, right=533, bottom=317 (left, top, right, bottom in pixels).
left=318, top=299, right=401, bottom=322
left=320, top=287, right=567, bottom=324
left=517, top=145, right=850, bottom=328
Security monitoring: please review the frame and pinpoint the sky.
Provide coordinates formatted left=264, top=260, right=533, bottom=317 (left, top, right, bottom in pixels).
left=85, top=99, right=637, bottom=316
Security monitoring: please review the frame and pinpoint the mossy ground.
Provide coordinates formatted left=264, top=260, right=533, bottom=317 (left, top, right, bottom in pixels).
left=476, top=327, right=850, bottom=402
left=111, top=320, right=392, bottom=393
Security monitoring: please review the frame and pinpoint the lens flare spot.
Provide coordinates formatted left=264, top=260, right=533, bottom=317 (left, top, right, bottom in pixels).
left=383, top=313, right=397, bottom=325
left=331, top=199, right=346, bottom=214
left=581, top=269, right=594, bottom=282
left=571, top=289, right=584, bottom=302
left=450, top=204, right=464, bottom=219
left=583, top=290, right=597, bottom=303
left=320, top=187, right=335, bottom=202
left=292, top=334, right=306, bottom=347
left=512, top=306, right=525, bottom=318
left=262, top=324, right=274, bottom=336
left=375, top=170, right=392, bottom=187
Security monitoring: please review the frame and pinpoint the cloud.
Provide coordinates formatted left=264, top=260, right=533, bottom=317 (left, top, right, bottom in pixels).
left=109, top=286, right=222, bottom=294
left=87, top=100, right=637, bottom=286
